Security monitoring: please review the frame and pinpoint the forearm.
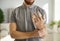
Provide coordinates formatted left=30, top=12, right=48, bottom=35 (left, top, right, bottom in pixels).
left=10, top=31, right=34, bottom=39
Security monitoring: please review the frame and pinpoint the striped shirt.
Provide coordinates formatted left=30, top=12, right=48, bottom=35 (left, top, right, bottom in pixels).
left=11, top=4, right=46, bottom=41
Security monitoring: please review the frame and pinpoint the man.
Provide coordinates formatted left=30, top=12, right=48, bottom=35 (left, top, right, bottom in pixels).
left=10, top=0, right=47, bottom=41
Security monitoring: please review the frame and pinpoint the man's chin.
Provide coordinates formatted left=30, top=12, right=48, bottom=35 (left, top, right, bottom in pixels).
left=26, top=3, right=33, bottom=5
left=24, top=0, right=34, bottom=5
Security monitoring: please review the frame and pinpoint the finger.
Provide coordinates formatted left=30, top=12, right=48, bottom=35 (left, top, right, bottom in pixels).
left=38, top=11, right=44, bottom=21
left=38, top=11, right=42, bottom=18
left=39, top=14, right=43, bottom=21
left=33, top=12, right=43, bottom=21
left=32, top=13, right=39, bottom=19
left=32, top=14, right=39, bottom=23
left=33, top=14, right=41, bottom=22
left=33, top=13, right=42, bottom=21
left=34, top=13, right=38, bottom=18
left=32, top=17, right=37, bottom=24
left=32, top=14, right=36, bottom=18
left=32, top=17, right=35, bottom=23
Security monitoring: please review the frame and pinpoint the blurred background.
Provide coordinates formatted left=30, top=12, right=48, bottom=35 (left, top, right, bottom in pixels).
left=0, top=0, right=60, bottom=41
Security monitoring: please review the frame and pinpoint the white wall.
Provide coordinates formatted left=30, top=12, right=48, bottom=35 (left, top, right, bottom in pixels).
left=0, top=0, right=48, bottom=8
left=54, top=0, right=60, bottom=21
left=0, top=0, right=24, bottom=22
left=48, top=0, right=55, bottom=23
left=0, top=0, right=48, bottom=23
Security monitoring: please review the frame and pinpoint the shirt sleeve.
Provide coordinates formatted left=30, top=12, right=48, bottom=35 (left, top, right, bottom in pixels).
left=37, top=6, right=47, bottom=24
left=40, top=8, right=47, bottom=24
left=10, top=10, right=16, bottom=23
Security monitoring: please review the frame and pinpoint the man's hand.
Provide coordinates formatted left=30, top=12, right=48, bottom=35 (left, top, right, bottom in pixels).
left=32, top=13, right=45, bottom=30
left=32, top=13, right=47, bottom=38
left=38, top=28, right=46, bottom=38
left=32, top=29, right=46, bottom=38
left=31, top=30, right=39, bottom=37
